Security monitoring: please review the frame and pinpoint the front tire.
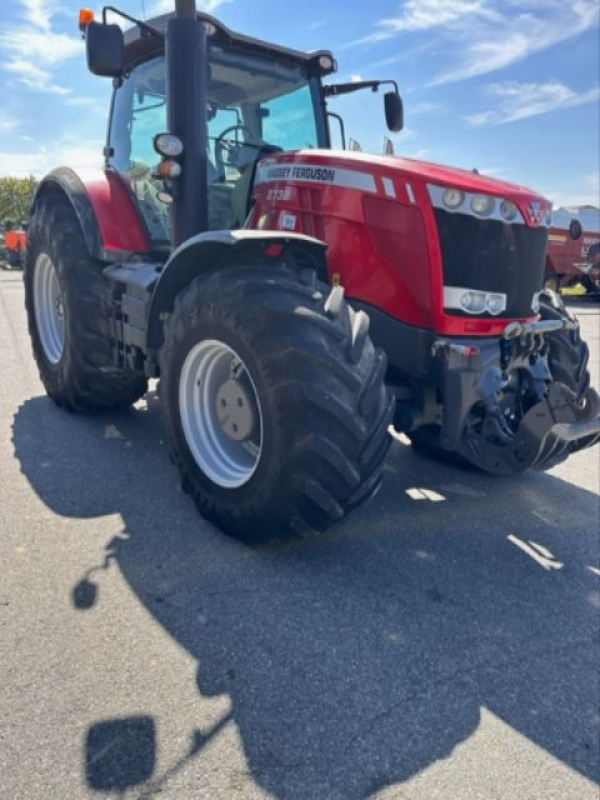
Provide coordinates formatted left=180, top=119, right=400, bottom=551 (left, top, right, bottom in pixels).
left=537, top=289, right=597, bottom=462
left=24, top=193, right=147, bottom=410
left=539, top=290, right=590, bottom=398
left=160, top=265, right=394, bottom=543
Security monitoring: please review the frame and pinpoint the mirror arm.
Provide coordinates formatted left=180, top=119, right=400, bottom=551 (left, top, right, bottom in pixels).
left=327, top=112, right=346, bottom=150
left=324, top=79, right=400, bottom=98
left=102, top=5, right=165, bottom=42
left=379, top=79, right=400, bottom=94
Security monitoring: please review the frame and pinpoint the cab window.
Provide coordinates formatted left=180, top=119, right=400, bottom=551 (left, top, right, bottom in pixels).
left=108, top=50, right=324, bottom=239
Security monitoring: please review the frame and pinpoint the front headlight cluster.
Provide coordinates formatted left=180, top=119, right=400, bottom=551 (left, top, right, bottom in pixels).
left=429, top=184, right=526, bottom=225
left=444, top=286, right=507, bottom=316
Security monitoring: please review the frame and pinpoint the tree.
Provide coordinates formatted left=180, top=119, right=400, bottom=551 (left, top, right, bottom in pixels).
left=0, top=176, right=38, bottom=225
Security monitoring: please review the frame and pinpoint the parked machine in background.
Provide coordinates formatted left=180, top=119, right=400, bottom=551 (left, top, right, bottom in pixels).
left=22, top=2, right=600, bottom=543
left=545, top=206, right=600, bottom=295
left=1, top=221, right=28, bottom=270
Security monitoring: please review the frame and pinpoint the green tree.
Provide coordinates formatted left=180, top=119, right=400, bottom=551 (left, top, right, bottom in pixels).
left=0, top=176, right=38, bottom=225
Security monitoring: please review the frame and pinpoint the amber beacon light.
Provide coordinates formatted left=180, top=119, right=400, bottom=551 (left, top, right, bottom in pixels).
left=78, top=8, right=95, bottom=31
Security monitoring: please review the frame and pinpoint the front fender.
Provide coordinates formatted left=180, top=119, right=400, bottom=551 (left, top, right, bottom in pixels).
left=146, top=229, right=328, bottom=349
left=32, top=167, right=150, bottom=261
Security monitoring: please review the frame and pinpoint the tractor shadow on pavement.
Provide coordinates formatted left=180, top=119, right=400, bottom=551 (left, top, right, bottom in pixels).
left=13, top=392, right=600, bottom=799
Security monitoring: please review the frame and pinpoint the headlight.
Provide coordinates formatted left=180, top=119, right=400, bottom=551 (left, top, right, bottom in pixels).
left=428, top=184, right=525, bottom=224
left=470, top=194, right=494, bottom=216
left=460, top=291, right=486, bottom=314
left=445, top=286, right=507, bottom=316
left=443, top=188, right=465, bottom=210
left=153, top=133, right=184, bottom=158
left=486, top=294, right=506, bottom=315
left=500, top=200, right=518, bottom=221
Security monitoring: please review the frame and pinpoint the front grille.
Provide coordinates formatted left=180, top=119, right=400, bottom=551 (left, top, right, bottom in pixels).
left=435, top=209, right=548, bottom=317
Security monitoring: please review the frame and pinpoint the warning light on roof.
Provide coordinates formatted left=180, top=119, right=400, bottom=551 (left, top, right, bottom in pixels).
left=79, top=8, right=95, bottom=32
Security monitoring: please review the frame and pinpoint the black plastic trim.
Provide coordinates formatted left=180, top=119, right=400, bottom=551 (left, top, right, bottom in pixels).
left=33, top=168, right=103, bottom=259
left=348, top=299, right=437, bottom=379
left=146, top=230, right=328, bottom=349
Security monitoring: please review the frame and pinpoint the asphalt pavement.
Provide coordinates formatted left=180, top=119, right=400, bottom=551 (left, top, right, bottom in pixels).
left=1, top=270, right=599, bottom=799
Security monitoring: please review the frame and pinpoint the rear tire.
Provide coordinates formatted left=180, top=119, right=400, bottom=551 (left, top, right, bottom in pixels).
left=24, top=193, right=148, bottom=410
left=160, top=265, right=394, bottom=543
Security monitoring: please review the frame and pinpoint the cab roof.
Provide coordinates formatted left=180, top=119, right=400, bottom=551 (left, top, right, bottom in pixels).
left=123, top=12, right=336, bottom=77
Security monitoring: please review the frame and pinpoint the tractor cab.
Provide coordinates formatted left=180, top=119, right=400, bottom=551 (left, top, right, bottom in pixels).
left=108, top=32, right=328, bottom=240
left=84, top=6, right=402, bottom=249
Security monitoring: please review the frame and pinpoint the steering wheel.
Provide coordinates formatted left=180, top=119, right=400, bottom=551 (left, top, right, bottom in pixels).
left=214, top=124, right=255, bottom=174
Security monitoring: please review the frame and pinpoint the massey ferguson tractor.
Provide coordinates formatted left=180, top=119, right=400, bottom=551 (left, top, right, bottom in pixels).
left=24, top=1, right=600, bottom=543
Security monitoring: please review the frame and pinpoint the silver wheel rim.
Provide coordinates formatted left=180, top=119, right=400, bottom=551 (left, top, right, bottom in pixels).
left=179, top=340, right=263, bottom=489
left=33, top=253, right=65, bottom=364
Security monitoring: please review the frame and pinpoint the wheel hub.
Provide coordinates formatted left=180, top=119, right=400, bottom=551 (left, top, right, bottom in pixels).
left=179, top=339, right=263, bottom=488
left=216, top=379, right=256, bottom=441
left=33, top=252, right=65, bottom=364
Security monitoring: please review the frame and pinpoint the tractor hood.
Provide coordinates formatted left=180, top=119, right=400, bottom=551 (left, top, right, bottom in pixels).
left=320, top=149, right=539, bottom=197
left=255, top=149, right=551, bottom=228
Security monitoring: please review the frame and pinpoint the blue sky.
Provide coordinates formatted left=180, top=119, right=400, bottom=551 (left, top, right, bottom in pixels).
left=0, top=0, right=598, bottom=208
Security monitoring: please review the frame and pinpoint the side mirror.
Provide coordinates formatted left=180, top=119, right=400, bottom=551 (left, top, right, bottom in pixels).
left=384, top=91, right=403, bottom=132
left=569, top=219, right=582, bottom=240
left=86, top=21, right=125, bottom=78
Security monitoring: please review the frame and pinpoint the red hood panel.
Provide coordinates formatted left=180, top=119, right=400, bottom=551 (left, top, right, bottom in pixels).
left=271, top=149, right=547, bottom=203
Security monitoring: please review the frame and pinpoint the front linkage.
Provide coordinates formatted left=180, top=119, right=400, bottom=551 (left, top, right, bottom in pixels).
left=431, top=300, right=600, bottom=475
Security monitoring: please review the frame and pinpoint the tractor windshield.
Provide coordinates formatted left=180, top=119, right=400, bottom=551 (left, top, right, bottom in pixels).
left=108, top=48, right=324, bottom=241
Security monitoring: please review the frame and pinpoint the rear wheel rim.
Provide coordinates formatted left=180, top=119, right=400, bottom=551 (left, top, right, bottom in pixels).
left=33, top=253, right=65, bottom=364
left=179, top=340, right=263, bottom=489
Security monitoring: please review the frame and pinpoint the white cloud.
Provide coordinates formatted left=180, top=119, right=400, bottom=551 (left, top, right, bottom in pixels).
left=64, top=96, right=98, bottom=107
left=0, top=2, right=82, bottom=95
left=350, top=74, right=363, bottom=83
left=409, top=101, right=447, bottom=116
left=465, top=80, right=600, bottom=125
left=21, top=0, right=58, bottom=31
left=348, top=0, right=499, bottom=46
left=0, top=138, right=105, bottom=178
left=4, top=58, right=71, bottom=95
left=542, top=188, right=600, bottom=208
left=380, top=0, right=498, bottom=36
left=348, top=1, right=599, bottom=85
left=149, top=0, right=232, bottom=13
left=0, top=118, right=21, bottom=134
left=403, top=148, right=431, bottom=160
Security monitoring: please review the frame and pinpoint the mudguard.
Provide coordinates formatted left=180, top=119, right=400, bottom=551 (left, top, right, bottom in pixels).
left=146, top=229, right=328, bottom=349
left=32, top=167, right=150, bottom=260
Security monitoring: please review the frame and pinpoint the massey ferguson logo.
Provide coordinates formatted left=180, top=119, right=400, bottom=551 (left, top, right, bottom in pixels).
left=529, top=201, right=542, bottom=225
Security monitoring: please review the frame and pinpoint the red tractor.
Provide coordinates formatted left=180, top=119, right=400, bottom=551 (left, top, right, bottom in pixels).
left=25, top=2, right=600, bottom=543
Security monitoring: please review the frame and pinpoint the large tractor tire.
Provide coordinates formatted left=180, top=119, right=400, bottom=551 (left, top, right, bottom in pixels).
left=24, top=194, right=147, bottom=411
left=536, top=289, right=596, bottom=462
left=539, top=290, right=590, bottom=398
left=160, top=265, right=394, bottom=543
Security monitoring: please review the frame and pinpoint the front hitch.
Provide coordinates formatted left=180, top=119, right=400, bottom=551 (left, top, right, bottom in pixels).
left=457, top=382, right=600, bottom=475
left=503, top=317, right=579, bottom=339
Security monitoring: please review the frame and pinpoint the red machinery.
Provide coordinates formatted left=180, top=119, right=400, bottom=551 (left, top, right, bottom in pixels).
left=545, top=207, right=600, bottom=294
left=22, top=3, right=600, bottom=542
